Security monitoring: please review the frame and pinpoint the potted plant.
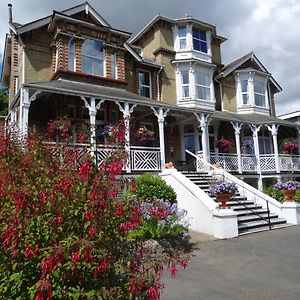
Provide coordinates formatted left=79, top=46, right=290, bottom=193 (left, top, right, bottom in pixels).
left=274, top=180, right=300, bottom=202
left=216, top=138, right=233, bottom=153
left=135, top=125, right=155, bottom=145
left=209, top=181, right=238, bottom=209
left=242, top=137, right=254, bottom=153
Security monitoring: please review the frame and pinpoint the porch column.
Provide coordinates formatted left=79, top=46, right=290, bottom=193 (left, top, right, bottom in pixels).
left=266, top=124, right=280, bottom=173
left=194, top=112, right=211, bottom=167
left=231, top=122, right=243, bottom=173
left=81, top=97, right=105, bottom=162
left=297, top=127, right=300, bottom=156
left=115, top=102, right=136, bottom=173
left=151, top=107, right=170, bottom=169
left=250, top=124, right=262, bottom=190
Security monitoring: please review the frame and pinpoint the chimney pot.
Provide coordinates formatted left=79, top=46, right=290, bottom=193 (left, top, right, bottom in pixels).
left=8, top=4, right=13, bottom=24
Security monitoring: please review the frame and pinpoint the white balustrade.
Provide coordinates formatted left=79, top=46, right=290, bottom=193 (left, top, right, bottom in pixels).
left=260, top=154, right=276, bottom=172
left=130, top=146, right=161, bottom=171
left=241, top=155, right=257, bottom=172
left=280, top=154, right=300, bottom=172
left=209, top=152, right=239, bottom=172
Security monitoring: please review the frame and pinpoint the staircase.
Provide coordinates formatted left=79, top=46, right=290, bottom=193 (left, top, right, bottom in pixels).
left=181, top=171, right=288, bottom=235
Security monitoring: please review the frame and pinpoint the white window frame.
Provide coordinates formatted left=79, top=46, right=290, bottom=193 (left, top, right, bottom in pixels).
left=138, top=70, right=152, bottom=98
left=254, top=80, right=266, bottom=107
left=181, top=70, right=190, bottom=98
left=192, top=28, right=208, bottom=53
left=195, top=71, right=211, bottom=101
left=178, top=26, right=187, bottom=50
left=82, top=37, right=105, bottom=76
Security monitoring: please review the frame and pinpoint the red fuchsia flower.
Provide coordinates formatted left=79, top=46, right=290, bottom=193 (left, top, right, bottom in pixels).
left=128, top=279, right=137, bottom=295
left=88, top=226, right=96, bottom=238
left=282, top=140, right=298, bottom=154
left=78, top=161, right=91, bottom=180
left=71, top=251, right=80, bottom=263
left=35, top=279, right=52, bottom=300
left=23, top=245, right=40, bottom=258
left=13, top=192, right=27, bottom=211
left=169, top=263, right=177, bottom=278
left=216, top=138, right=233, bottom=152
left=147, top=286, right=160, bottom=300
left=115, top=203, right=124, bottom=217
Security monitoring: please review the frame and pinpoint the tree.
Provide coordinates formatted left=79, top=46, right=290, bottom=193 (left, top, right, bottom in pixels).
left=0, top=87, right=8, bottom=116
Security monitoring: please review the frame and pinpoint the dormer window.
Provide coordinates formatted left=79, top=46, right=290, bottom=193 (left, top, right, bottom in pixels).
left=82, top=38, right=104, bottom=76
left=235, top=71, right=269, bottom=114
left=192, top=29, right=207, bottom=53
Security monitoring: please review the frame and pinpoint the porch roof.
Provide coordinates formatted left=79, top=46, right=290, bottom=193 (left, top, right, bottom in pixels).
left=212, top=111, right=299, bottom=128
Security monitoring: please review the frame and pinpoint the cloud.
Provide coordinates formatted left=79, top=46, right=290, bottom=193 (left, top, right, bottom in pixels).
left=0, top=0, right=299, bottom=115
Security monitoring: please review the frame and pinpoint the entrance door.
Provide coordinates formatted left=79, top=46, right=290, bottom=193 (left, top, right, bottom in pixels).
left=184, top=135, right=196, bottom=170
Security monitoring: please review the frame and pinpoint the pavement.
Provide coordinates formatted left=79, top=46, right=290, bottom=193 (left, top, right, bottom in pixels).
left=161, top=225, right=300, bottom=300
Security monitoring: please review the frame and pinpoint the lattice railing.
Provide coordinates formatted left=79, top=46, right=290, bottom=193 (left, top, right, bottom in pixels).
left=130, top=146, right=161, bottom=171
left=260, top=154, right=276, bottom=172
left=209, top=153, right=239, bottom=172
left=196, top=151, right=206, bottom=172
left=241, top=155, right=257, bottom=172
left=280, top=154, right=300, bottom=172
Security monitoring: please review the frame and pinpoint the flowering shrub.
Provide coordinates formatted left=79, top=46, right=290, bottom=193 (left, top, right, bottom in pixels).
left=135, top=125, right=155, bottom=144
left=209, top=181, right=238, bottom=195
left=137, top=199, right=189, bottom=240
left=136, top=173, right=177, bottom=204
left=242, top=137, right=254, bottom=150
left=274, top=180, right=300, bottom=191
left=281, top=139, right=298, bottom=154
left=0, top=121, right=188, bottom=299
left=216, top=138, right=233, bottom=152
left=47, top=117, right=73, bottom=141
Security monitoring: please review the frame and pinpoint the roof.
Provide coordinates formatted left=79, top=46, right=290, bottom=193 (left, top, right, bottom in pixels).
left=212, top=111, right=298, bottom=127
left=216, top=52, right=282, bottom=93
left=12, top=2, right=124, bottom=35
left=278, top=111, right=300, bottom=121
left=130, top=14, right=227, bottom=45
left=15, top=79, right=298, bottom=128
left=124, top=43, right=164, bottom=68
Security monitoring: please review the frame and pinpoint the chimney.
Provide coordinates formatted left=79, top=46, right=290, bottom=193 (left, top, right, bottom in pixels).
left=8, top=4, right=13, bottom=23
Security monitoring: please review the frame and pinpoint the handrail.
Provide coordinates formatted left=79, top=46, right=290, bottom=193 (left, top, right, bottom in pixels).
left=193, top=150, right=276, bottom=230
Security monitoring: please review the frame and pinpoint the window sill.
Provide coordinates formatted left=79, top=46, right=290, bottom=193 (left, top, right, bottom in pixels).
left=237, top=105, right=270, bottom=115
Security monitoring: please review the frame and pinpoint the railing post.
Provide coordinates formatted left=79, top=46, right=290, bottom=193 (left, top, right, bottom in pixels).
left=266, top=124, right=280, bottom=173
left=250, top=124, right=262, bottom=190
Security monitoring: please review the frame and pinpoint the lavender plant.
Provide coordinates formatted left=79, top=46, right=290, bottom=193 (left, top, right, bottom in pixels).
left=209, top=181, right=238, bottom=195
left=274, top=181, right=300, bottom=191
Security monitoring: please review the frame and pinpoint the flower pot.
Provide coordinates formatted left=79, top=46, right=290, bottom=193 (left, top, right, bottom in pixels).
left=282, top=189, right=296, bottom=202
left=215, top=193, right=232, bottom=209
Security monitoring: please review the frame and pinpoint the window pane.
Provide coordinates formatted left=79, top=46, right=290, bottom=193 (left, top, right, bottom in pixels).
left=180, top=39, right=186, bottom=49
left=182, top=86, right=189, bottom=98
left=68, top=40, right=75, bottom=71
left=195, top=72, right=210, bottom=87
left=181, top=71, right=189, bottom=84
left=143, top=72, right=150, bottom=86
left=82, top=56, right=92, bottom=74
left=93, top=59, right=103, bottom=76
left=111, top=51, right=116, bottom=79
left=178, top=26, right=186, bottom=37
left=255, top=94, right=265, bottom=107
left=140, top=86, right=150, bottom=97
left=241, top=80, right=248, bottom=92
left=82, top=39, right=92, bottom=56
left=254, top=81, right=265, bottom=94
left=242, top=94, right=249, bottom=105
left=193, top=39, right=200, bottom=51
left=200, top=41, right=207, bottom=53
left=192, top=29, right=200, bottom=39
left=199, top=31, right=207, bottom=41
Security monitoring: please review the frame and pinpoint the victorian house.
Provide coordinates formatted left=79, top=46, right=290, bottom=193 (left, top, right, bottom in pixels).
left=1, top=2, right=299, bottom=191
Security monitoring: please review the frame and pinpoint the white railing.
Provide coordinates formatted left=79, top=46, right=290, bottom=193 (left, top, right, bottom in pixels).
left=130, top=146, right=161, bottom=171
left=194, top=151, right=300, bottom=174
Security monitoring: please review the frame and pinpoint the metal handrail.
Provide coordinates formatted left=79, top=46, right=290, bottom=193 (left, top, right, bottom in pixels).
left=185, top=149, right=272, bottom=230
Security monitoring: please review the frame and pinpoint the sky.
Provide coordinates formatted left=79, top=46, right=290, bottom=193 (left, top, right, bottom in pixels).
left=0, top=0, right=299, bottom=116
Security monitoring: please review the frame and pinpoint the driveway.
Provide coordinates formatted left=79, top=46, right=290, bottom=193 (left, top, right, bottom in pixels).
left=161, top=226, right=300, bottom=300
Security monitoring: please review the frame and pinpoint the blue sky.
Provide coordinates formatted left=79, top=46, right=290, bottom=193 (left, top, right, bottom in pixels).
left=1, top=0, right=300, bottom=115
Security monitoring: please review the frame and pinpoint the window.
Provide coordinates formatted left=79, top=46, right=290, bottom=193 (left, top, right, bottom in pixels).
left=192, top=29, right=207, bottom=53
left=68, top=39, right=76, bottom=71
left=178, top=26, right=187, bottom=50
left=111, top=49, right=117, bottom=79
left=241, top=80, right=249, bottom=105
left=195, top=72, right=211, bottom=101
left=82, top=39, right=104, bottom=76
left=139, top=70, right=151, bottom=97
left=181, top=70, right=190, bottom=98
left=254, top=81, right=266, bottom=107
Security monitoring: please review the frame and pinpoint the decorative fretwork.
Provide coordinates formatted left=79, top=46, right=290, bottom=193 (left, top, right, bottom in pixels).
left=209, top=153, right=239, bottom=172
left=260, top=155, right=276, bottom=172
left=130, top=147, right=161, bottom=171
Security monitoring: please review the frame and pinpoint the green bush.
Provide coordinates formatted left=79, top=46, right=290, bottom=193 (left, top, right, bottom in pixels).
left=136, top=173, right=177, bottom=203
left=264, top=186, right=284, bottom=203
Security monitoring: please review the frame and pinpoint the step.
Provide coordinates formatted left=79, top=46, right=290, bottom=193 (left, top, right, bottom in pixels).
left=238, top=218, right=287, bottom=232
left=238, top=223, right=294, bottom=235
left=231, top=204, right=263, bottom=211
left=236, top=208, right=269, bottom=217
left=237, top=213, right=279, bottom=223
left=226, top=200, right=255, bottom=206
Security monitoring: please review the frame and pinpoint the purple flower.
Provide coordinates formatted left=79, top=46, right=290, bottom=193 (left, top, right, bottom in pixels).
left=274, top=181, right=300, bottom=191
left=209, top=181, right=237, bottom=195
left=242, top=138, right=254, bottom=150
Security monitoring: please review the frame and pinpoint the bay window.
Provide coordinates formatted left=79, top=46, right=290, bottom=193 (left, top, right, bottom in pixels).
left=82, top=39, right=104, bottom=76
left=139, top=70, right=151, bottom=98
left=181, top=70, right=190, bottom=98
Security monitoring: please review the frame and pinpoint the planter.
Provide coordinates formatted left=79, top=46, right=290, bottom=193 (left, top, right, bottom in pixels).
left=216, top=193, right=232, bottom=209
left=282, top=189, right=296, bottom=202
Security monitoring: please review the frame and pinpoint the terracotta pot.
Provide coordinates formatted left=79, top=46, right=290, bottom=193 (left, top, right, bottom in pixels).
left=215, top=193, right=232, bottom=209
left=282, top=189, right=296, bottom=202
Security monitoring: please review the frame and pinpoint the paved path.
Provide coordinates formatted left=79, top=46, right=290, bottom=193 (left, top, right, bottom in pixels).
left=161, top=226, right=300, bottom=300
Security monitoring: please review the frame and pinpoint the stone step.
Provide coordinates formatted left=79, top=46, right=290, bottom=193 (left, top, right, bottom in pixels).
left=236, top=208, right=269, bottom=217
left=225, top=200, right=255, bottom=206
left=238, top=218, right=287, bottom=232
left=237, top=213, right=279, bottom=223
left=232, top=204, right=263, bottom=211
left=238, top=223, right=294, bottom=235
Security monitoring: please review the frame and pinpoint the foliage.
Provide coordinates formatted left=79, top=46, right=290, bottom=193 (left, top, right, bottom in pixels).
left=0, top=121, right=188, bottom=300
left=274, top=180, right=300, bottom=191
left=242, top=137, right=254, bottom=150
left=135, top=125, right=155, bottom=144
left=137, top=199, right=188, bottom=240
left=209, top=181, right=238, bottom=195
left=216, top=138, right=233, bottom=152
left=264, top=186, right=285, bottom=203
left=281, top=139, right=298, bottom=154
left=136, top=173, right=177, bottom=204
left=0, top=87, right=9, bottom=116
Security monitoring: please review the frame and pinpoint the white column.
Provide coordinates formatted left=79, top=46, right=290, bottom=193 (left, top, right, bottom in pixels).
left=19, top=87, right=30, bottom=138
left=297, top=127, right=300, bottom=156
left=115, top=101, right=136, bottom=173
left=194, top=112, right=211, bottom=167
left=248, top=72, right=255, bottom=106
left=266, top=124, right=280, bottom=173
left=250, top=124, right=262, bottom=190
left=231, top=122, right=243, bottom=173
left=151, top=107, right=170, bottom=170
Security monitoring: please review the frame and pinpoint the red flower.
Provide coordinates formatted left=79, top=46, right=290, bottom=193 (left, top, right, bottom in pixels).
left=78, top=162, right=91, bottom=180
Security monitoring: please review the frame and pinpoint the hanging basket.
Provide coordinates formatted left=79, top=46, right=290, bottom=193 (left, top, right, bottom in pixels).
left=215, top=193, right=232, bottom=209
